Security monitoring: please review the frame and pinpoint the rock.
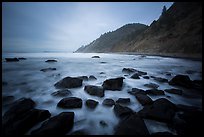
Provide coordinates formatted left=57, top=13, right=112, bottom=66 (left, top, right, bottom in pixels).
left=51, top=89, right=72, bottom=97
left=144, top=83, right=159, bottom=89
left=40, top=68, right=56, bottom=72
left=166, top=72, right=171, bottom=76
left=100, top=72, right=105, bottom=74
left=146, top=89, right=165, bottom=95
left=102, top=77, right=124, bottom=91
left=169, top=75, right=192, bottom=88
left=130, top=73, right=140, bottom=79
left=57, top=97, right=82, bottom=109
left=135, top=94, right=153, bottom=106
left=113, top=104, right=134, bottom=118
left=138, top=98, right=176, bottom=122
left=89, top=75, right=97, bottom=80
left=153, top=77, right=168, bottom=83
left=84, top=85, right=104, bottom=97
left=114, top=113, right=149, bottom=135
left=91, top=56, right=100, bottom=58
left=102, top=98, right=115, bottom=107
left=54, top=76, right=83, bottom=89
left=31, top=112, right=74, bottom=135
left=45, top=59, right=57, bottom=62
left=116, top=98, right=130, bottom=104
left=76, top=76, right=88, bottom=81
left=5, top=58, right=19, bottom=62
left=128, top=88, right=146, bottom=95
left=85, top=99, right=99, bottom=109
left=100, top=62, right=107, bottom=64
left=3, top=108, right=51, bottom=135
left=164, top=88, right=183, bottom=95
left=70, top=129, right=89, bottom=135
left=122, top=68, right=137, bottom=74
left=18, top=57, right=26, bottom=60
left=151, top=132, right=173, bottom=135
left=100, top=120, right=108, bottom=127
left=143, top=76, right=150, bottom=79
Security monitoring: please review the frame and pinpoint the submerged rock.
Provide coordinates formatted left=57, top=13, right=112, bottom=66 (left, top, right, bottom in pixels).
left=138, top=98, right=176, bottom=122
left=5, top=58, right=19, bottom=62
left=85, top=99, right=99, bottom=109
left=45, top=59, right=57, bottom=62
left=54, top=76, right=83, bottom=89
left=84, top=85, right=104, bottom=97
left=128, top=88, right=146, bottom=95
left=40, top=68, right=56, bottom=72
left=51, top=89, right=72, bottom=97
left=130, top=73, right=140, bottom=79
left=122, top=68, right=137, bottom=74
left=18, top=57, right=26, bottom=60
left=144, top=83, right=159, bottom=89
left=89, top=75, right=97, bottom=80
left=116, top=98, right=130, bottom=104
left=100, top=120, right=108, bottom=127
left=102, top=98, right=115, bottom=107
left=57, top=97, right=82, bottom=109
left=76, top=76, right=88, bottom=81
left=31, top=112, right=74, bottom=135
left=169, top=75, right=192, bottom=88
left=113, top=104, right=134, bottom=118
left=114, top=113, right=149, bottom=135
left=164, top=88, right=183, bottom=95
left=143, top=76, right=150, bottom=79
left=91, top=56, right=100, bottom=58
left=102, top=77, right=124, bottom=91
left=153, top=77, right=168, bottom=83
left=135, top=94, right=153, bottom=106
left=146, top=89, right=165, bottom=95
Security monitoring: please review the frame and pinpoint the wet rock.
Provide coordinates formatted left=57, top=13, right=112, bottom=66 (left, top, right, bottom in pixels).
left=130, top=73, right=140, bottom=79
left=40, top=68, right=56, bottom=72
left=169, top=75, right=192, bottom=88
left=45, top=59, right=57, bottom=62
left=100, top=120, right=108, bottom=127
left=138, top=98, right=176, bottom=122
left=128, top=88, right=146, bottom=95
left=51, top=89, right=72, bottom=97
left=54, top=76, right=83, bottom=89
left=122, top=68, right=137, bottom=74
left=100, top=62, right=107, bottom=64
left=3, top=108, right=51, bottom=135
left=100, top=72, right=105, bottom=74
left=113, top=104, right=134, bottom=118
left=70, top=129, right=89, bottom=135
left=143, top=76, right=150, bottom=79
left=31, top=112, right=74, bottom=135
left=102, top=77, right=124, bottom=91
left=144, top=83, right=159, bottom=89
left=91, top=56, right=100, bottom=58
left=18, top=57, right=26, bottom=60
left=135, top=94, right=153, bottom=106
left=89, top=75, right=97, bottom=80
left=85, top=99, right=99, bottom=109
left=151, top=132, right=173, bottom=135
left=164, top=88, right=183, bottom=95
left=57, top=97, right=82, bottom=109
left=146, top=89, right=165, bottom=95
left=102, top=98, right=115, bottom=107
left=153, top=77, right=168, bottom=83
left=116, top=98, right=130, bottom=104
left=114, top=113, right=149, bottom=135
left=84, top=85, right=104, bottom=97
left=5, top=58, right=19, bottom=62
left=76, top=76, right=88, bottom=81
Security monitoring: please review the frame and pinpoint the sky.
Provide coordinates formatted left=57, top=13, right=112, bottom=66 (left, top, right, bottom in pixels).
left=2, top=2, right=173, bottom=53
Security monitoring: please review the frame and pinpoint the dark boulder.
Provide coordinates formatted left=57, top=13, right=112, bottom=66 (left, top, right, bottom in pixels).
left=85, top=99, right=99, bottom=109
left=114, top=113, right=149, bottom=135
left=57, top=97, right=82, bottom=109
left=84, top=85, right=104, bottom=97
left=102, top=77, right=124, bottom=91
left=40, top=68, right=56, bottom=72
left=31, top=112, right=74, bottom=135
left=138, top=98, right=176, bottom=122
left=135, top=94, right=153, bottom=106
left=153, top=77, right=168, bottom=83
left=164, top=88, right=183, bottom=95
left=102, top=98, right=115, bottom=107
left=128, top=88, right=146, bottom=95
left=146, top=89, right=165, bottom=95
left=169, top=75, right=192, bottom=88
left=18, top=57, right=26, bottom=60
left=5, top=58, right=19, bottom=62
left=54, top=77, right=83, bottom=89
left=144, top=83, right=159, bottom=89
left=51, top=89, right=72, bottom=97
left=76, top=76, right=88, bottom=81
left=99, top=120, right=108, bottom=127
left=113, top=104, right=134, bottom=118
left=91, top=56, right=100, bottom=58
left=89, top=75, right=97, bottom=80
left=143, top=76, right=150, bottom=79
left=45, top=59, right=57, bottom=62
left=116, top=98, right=130, bottom=104
left=130, top=73, right=140, bottom=79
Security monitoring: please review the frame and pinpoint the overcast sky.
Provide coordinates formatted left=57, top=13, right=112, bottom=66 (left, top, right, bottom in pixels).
left=2, top=2, right=173, bottom=53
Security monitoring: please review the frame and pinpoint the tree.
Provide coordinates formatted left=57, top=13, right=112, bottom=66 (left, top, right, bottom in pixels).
left=162, top=6, right=167, bottom=16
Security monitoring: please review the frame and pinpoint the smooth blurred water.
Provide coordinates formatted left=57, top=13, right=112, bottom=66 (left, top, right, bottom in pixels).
left=2, top=53, right=202, bottom=135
